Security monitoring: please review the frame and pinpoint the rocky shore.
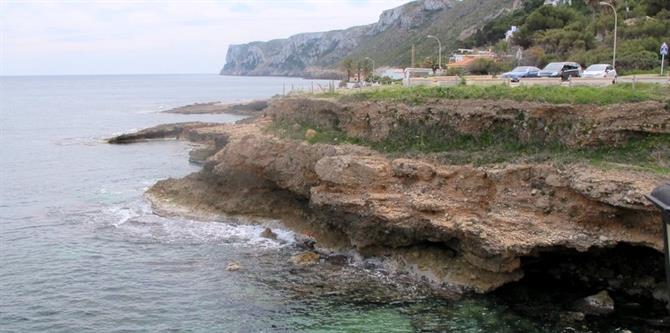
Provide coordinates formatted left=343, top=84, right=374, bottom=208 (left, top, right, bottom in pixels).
left=110, top=96, right=670, bottom=326
left=161, top=100, right=268, bottom=116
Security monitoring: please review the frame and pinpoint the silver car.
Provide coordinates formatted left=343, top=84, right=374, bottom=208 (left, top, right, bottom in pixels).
left=582, top=64, right=617, bottom=78
left=538, top=62, right=582, bottom=78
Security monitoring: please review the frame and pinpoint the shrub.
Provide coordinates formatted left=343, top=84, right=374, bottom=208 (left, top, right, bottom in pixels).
left=446, top=66, right=465, bottom=76
left=617, top=50, right=659, bottom=71
left=467, top=58, right=501, bottom=75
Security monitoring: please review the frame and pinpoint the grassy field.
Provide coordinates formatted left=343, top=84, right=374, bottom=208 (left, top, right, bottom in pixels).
left=317, top=83, right=670, bottom=106
left=269, top=120, right=670, bottom=175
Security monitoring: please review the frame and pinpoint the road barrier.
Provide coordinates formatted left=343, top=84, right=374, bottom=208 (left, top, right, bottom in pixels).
left=463, top=75, right=508, bottom=86
left=404, top=75, right=668, bottom=87
left=568, top=77, right=615, bottom=87
left=617, top=75, right=670, bottom=85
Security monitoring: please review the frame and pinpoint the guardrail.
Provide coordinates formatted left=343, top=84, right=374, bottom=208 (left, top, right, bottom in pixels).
left=617, top=76, right=670, bottom=85
left=404, top=75, right=668, bottom=87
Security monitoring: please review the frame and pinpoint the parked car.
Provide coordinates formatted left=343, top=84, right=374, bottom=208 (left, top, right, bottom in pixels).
left=582, top=64, right=617, bottom=78
left=539, top=62, right=582, bottom=80
left=501, top=66, right=541, bottom=81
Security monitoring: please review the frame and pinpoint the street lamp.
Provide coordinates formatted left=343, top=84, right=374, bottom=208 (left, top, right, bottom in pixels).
left=426, top=35, right=442, bottom=69
left=364, top=57, right=375, bottom=80
left=646, top=183, right=670, bottom=310
left=599, top=1, right=617, bottom=69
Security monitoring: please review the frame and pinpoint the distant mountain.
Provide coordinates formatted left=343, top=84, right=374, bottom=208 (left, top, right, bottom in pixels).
left=221, top=0, right=519, bottom=78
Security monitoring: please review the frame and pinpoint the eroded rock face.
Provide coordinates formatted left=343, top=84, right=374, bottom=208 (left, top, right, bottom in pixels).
left=267, top=97, right=670, bottom=148
left=120, top=98, right=668, bottom=298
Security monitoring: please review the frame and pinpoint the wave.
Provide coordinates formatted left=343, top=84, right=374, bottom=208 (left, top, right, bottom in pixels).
left=103, top=200, right=295, bottom=249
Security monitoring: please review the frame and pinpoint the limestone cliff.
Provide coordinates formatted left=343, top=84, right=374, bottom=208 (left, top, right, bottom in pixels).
left=220, top=0, right=517, bottom=77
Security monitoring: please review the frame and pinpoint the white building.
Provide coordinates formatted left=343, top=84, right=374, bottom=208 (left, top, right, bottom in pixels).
left=505, top=25, right=518, bottom=41
left=380, top=68, right=405, bottom=80
left=544, top=0, right=572, bottom=6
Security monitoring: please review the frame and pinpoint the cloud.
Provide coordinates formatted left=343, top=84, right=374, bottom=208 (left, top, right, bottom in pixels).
left=0, top=0, right=409, bottom=75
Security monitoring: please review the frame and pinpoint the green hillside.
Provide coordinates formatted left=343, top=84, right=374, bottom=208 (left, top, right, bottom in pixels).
left=347, top=0, right=518, bottom=67
left=463, top=0, right=670, bottom=73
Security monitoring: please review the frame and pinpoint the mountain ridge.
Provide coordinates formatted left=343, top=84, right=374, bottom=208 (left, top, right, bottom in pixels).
left=221, top=0, right=518, bottom=78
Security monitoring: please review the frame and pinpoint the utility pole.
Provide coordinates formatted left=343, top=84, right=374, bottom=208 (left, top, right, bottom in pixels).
left=411, top=44, right=416, bottom=68
left=599, top=1, right=617, bottom=69
left=661, top=42, right=668, bottom=76
left=426, top=35, right=442, bottom=69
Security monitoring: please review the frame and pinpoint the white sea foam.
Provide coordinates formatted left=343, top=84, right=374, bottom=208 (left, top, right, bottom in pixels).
left=104, top=201, right=294, bottom=249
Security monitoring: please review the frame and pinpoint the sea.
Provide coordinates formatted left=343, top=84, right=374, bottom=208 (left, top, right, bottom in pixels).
left=0, top=74, right=638, bottom=333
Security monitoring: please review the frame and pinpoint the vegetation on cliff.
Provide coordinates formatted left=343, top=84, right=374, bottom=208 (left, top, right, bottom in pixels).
left=329, top=83, right=670, bottom=105
left=270, top=120, right=670, bottom=174
left=269, top=93, right=670, bottom=175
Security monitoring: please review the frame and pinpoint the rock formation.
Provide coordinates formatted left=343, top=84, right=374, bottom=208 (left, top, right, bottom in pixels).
left=110, top=97, right=669, bottom=307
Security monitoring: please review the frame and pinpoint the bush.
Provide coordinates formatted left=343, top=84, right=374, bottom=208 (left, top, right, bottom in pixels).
left=446, top=66, right=465, bottom=76
left=521, top=47, right=547, bottom=67
left=467, top=58, right=501, bottom=75
left=617, top=50, right=659, bottom=71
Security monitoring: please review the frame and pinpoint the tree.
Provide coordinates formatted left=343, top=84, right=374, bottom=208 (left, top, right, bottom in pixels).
left=358, top=59, right=372, bottom=80
left=583, top=0, right=600, bottom=21
left=467, top=58, right=501, bottom=75
left=643, top=0, right=670, bottom=16
left=341, top=58, right=354, bottom=81
left=421, top=57, right=435, bottom=69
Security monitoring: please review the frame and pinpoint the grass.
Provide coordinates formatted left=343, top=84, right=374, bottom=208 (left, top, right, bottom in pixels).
left=268, top=120, right=670, bottom=175
left=317, top=83, right=670, bottom=106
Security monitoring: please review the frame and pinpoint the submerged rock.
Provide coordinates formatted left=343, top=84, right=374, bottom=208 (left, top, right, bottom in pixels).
left=324, top=254, right=350, bottom=266
left=558, top=311, right=585, bottom=323
left=294, top=234, right=316, bottom=250
left=289, top=252, right=321, bottom=266
left=226, top=261, right=242, bottom=272
left=260, top=227, right=278, bottom=240
left=574, top=290, right=615, bottom=316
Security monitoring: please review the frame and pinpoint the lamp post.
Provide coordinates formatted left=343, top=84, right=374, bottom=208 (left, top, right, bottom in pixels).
left=426, top=35, right=442, bottom=70
left=599, top=1, right=617, bottom=69
left=364, top=57, right=375, bottom=81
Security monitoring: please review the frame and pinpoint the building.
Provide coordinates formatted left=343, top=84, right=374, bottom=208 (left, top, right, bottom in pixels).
left=380, top=68, right=405, bottom=80
left=448, top=49, right=496, bottom=68
left=544, top=0, right=572, bottom=6
left=505, top=25, right=518, bottom=41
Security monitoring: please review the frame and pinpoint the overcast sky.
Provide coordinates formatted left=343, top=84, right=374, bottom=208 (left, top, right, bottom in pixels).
left=0, top=0, right=409, bottom=76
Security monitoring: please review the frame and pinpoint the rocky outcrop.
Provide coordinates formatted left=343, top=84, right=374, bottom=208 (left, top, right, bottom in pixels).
left=112, top=97, right=669, bottom=299
left=162, top=100, right=268, bottom=115
left=107, top=122, right=218, bottom=144
left=220, top=0, right=515, bottom=77
left=110, top=98, right=670, bottom=312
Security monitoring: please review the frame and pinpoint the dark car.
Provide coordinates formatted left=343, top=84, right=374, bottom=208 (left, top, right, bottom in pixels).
left=539, top=62, right=582, bottom=80
left=501, top=66, right=541, bottom=81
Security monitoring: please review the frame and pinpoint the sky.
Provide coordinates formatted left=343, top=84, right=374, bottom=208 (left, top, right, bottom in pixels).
left=0, top=0, right=410, bottom=76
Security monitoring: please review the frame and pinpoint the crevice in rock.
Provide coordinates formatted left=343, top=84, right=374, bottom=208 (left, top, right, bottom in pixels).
left=493, top=244, right=669, bottom=327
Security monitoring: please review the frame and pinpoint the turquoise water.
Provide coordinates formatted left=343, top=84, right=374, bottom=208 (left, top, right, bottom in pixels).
left=0, top=74, right=641, bottom=332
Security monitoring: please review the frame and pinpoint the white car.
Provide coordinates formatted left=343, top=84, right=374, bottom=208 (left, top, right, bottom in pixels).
left=582, top=64, right=617, bottom=78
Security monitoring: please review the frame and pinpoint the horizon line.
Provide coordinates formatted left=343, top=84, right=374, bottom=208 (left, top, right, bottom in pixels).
left=0, top=72, right=223, bottom=78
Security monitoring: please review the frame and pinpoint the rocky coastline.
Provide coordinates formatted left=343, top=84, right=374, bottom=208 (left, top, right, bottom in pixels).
left=110, top=96, right=670, bottom=328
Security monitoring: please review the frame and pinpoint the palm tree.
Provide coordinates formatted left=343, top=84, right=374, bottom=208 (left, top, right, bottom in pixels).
left=341, top=58, right=354, bottom=81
